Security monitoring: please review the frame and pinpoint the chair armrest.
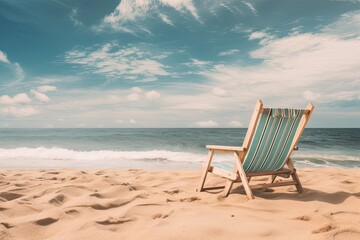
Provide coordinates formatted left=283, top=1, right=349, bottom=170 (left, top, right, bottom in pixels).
left=206, top=145, right=245, bottom=152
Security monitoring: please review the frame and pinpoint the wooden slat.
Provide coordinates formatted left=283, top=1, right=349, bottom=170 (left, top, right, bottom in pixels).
left=246, top=169, right=291, bottom=177
left=242, top=99, right=263, bottom=151
left=260, top=109, right=311, bottom=114
left=206, top=145, right=245, bottom=152
left=234, top=152, right=254, bottom=199
left=197, top=149, right=214, bottom=192
left=211, top=167, right=239, bottom=181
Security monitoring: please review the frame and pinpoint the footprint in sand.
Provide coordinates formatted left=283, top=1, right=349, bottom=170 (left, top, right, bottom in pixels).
left=167, top=196, right=200, bottom=202
left=89, top=193, right=104, bottom=198
left=312, top=224, right=336, bottom=234
left=120, top=182, right=136, bottom=191
left=96, top=216, right=136, bottom=225
left=180, top=196, right=200, bottom=202
left=294, top=215, right=311, bottom=221
left=152, top=211, right=173, bottom=219
left=164, top=189, right=180, bottom=195
left=49, top=194, right=67, bottom=206
left=0, top=192, right=24, bottom=201
left=14, top=182, right=29, bottom=187
left=0, top=222, right=14, bottom=229
left=35, top=217, right=59, bottom=226
left=64, top=209, right=80, bottom=215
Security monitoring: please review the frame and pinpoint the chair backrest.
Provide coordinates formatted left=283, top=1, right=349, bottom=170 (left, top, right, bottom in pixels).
left=242, top=100, right=314, bottom=173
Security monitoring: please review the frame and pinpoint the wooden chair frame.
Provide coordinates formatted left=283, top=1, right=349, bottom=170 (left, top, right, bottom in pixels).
left=197, top=99, right=314, bottom=199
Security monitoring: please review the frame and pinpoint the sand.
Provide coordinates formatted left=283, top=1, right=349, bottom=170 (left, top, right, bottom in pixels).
left=0, top=168, right=360, bottom=240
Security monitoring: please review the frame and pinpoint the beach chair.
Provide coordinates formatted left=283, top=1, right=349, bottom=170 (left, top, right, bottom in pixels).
left=197, top=99, right=314, bottom=199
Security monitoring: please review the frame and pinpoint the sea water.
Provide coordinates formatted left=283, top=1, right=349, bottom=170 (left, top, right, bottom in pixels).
left=0, top=128, right=359, bottom=169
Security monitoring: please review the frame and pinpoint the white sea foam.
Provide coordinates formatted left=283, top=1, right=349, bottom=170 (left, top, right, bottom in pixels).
left=292, top=152, right=360, bottom=161
left=0, top=147, right=358, bottom=168
left=0, top=147, right=206, bottom=163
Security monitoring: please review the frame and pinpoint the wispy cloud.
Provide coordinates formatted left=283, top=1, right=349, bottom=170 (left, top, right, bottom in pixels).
left=69, top=8, right=84, bottom=27
left=93, top=0, right=199, bottom=33
left=218, top=49, right=240, bottom=56
left=203, top=10, right=360, bottom=107
left=0, top=50, right=25, bottom=83
left=64, top=42, right=169, bottom=82
left=242, top=1, right=257, bottom=15
left=33, top=76, right=81, bottom=84
left=0, top=50, right=10, bottom=64
left=159, top=13, right=174, bottom=26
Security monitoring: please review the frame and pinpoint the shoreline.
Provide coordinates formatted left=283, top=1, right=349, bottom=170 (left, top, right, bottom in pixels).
left=1, top=168, right=360, bottom=239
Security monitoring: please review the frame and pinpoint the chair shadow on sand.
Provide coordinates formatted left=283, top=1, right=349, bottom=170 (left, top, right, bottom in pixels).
left=203, top=185, right=360, bottom=204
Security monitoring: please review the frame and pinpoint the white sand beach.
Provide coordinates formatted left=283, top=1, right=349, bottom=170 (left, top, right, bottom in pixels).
left=1, top=168, right=359, bottom=240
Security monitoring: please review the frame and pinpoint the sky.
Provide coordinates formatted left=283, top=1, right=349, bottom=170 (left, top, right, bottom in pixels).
left=0, top=0, right=359, bottom=128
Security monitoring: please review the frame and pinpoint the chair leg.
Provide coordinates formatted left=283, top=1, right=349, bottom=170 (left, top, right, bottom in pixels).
left=223, top=180, right=234, bottom=197
left=271, top=175, right=276, bottom=183
left=291, top=170, right=303, bottom=193
left=287, top=158, right=303, bottom=193
left=197, top=150, right=214, bottom=192
left=233, top=152, right=254, bottom=199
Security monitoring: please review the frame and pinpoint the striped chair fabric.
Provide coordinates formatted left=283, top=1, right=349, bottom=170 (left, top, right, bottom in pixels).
left=216, top=108, right=304, bottom=173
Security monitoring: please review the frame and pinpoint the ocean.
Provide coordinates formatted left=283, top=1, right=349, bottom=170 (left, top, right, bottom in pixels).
left=0, top=128, right=359, bottom=169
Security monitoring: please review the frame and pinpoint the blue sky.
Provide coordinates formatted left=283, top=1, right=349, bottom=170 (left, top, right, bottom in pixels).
left=0, top=0, right=359, bottom=128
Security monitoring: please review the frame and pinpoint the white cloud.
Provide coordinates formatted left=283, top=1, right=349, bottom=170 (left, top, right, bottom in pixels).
left=159, top=13, right=174, bottom=26
left=146, top=90, right=161, bottom=100
left=248, top=31, right=267, bottom=40
left=212, top=87, right=227, bottom=96
left=0, top=93, right=32, bottom=105
left=160, top=0, right=199, bottom=20
left=1, top=106, right=39, bottom=117
left=64, top=42, right=169, bottom=81
left=322, top=10, right=360, bottom=38
left=13, top=63, right=25, bottom=82
left=131, top=87, right=143, bottom=93
left=303, top=90, right=321, bottom=102
left=204, top=11, right=360, bottom=107
left=228, top=120, right=242, bottom=127
left=194, top=120, right=218, bottom=128
left=115, top=119, right=124, bottom=124
left=127, top=93, right=140, bottom=101
left=242, top=1, right=257, bottom=15
left=70, top=8, right=84, bottom=27
left=31, top=86, right=57, bottom=103
left=129, top=118, right=137, bottom=124
left=0, top=50, right=25, bottom=82
left=33, top=76, right=80, bottom=84
left=0, top=50, right=10, bottom=64
left=95, top=0, right=199, bottom=33
left=218, top=49, right=240, bottom=56
left=31, top=90, right=50, bottom=103
left=37, top=85, right=57, bottom=93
